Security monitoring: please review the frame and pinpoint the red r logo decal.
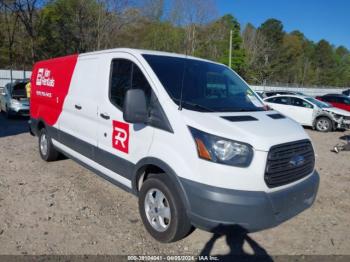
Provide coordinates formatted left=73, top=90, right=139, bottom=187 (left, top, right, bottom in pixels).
left=112, top=120, right=129, bottom=154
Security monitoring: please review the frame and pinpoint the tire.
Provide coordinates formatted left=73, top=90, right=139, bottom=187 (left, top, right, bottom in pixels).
left=138, top=174, right=193, bottom=243
left=4, top=106, right=11, bottom=119
left=315, top=117, right=333, bottom=132
left=38, top=128, right=59, bottom=161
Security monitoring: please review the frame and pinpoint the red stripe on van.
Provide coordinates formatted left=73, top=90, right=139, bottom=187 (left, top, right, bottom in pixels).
left=30, top=54, right=78, bottom=126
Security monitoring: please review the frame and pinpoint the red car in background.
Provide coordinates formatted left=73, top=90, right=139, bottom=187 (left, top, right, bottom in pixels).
left=316, top=94, right=350, bottom=112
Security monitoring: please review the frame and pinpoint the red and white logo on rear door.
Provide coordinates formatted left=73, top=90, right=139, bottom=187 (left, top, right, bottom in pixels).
left=36, top=68, right=55, bottom=87
left=112, top=120, right=129, bottom=154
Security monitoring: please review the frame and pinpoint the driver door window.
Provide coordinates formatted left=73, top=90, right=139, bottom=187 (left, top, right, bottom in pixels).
left=110, top=59, right=152, bottom=110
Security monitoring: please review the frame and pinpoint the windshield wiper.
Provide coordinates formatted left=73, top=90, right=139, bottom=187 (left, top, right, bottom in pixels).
left=218, top=108, right=263, bottom=112
left=171, top=97, right=215, bottom=112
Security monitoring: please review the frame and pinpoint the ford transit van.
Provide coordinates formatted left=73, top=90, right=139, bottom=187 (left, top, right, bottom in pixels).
left=29, top=48, right=319, bottom=243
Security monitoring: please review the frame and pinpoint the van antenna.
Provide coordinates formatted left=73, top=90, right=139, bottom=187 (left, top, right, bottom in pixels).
left=178, top=59, right=186, bottom=110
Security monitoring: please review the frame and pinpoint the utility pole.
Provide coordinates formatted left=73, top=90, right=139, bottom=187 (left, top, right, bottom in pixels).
left=229, top=30, right=233, bottom=68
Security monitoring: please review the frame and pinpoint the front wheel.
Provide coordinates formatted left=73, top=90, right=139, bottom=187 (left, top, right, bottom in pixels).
left=39, top=128, right=59, bottom=161
left=138, top=174, right=193, bottom=243
left=4, top=106, right=11, bottom=119
left=315, top=117, right=333, bottom=132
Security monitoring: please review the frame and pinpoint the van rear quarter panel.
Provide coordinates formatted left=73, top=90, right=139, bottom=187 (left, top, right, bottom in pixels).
left=30, top=55, right=78, bottom=126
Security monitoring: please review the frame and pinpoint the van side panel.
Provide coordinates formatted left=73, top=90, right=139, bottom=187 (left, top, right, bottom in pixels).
left=30, top=55, right=78, bottom=126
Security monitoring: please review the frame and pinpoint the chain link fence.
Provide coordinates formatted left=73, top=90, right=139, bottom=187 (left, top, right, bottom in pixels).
left=0, top=70, right=32, bottom=92
left=250, top=85, right=348, bottom=97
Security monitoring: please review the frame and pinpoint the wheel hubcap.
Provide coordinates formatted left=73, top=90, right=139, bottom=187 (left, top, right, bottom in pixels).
left=144, top=188, right=171, bottom=232
left=317, top=119, right=329, bottom=131
left=40, top=134, right=48, bottom=156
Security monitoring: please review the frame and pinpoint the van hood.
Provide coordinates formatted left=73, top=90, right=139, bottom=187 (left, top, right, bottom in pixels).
left=323, top=107, right=350, bottom=117
left=181, top=110, right=310, bottom=151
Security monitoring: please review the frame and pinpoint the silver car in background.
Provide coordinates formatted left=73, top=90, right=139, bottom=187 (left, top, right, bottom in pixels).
left=0, top=81, right=30, bottom=118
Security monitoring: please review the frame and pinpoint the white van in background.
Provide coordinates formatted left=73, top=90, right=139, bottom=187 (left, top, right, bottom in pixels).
left=29, top=48, right=319, bottom=242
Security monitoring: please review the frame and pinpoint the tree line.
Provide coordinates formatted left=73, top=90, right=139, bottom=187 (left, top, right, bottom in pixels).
left=0, top=0, right=349, bottom=87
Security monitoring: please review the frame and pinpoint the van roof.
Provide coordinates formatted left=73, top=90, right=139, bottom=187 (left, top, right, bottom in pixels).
left=79, top=48, right=220, bottom=65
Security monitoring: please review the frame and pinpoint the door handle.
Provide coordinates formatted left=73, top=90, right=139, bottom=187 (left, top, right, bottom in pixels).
left=75, top=104, right=82, bottom=110
left=100, top=113, right=110, bottom=120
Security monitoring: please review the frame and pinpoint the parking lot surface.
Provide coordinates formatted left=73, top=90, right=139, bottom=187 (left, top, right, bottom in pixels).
left=0, top=114, right=349, bottom=256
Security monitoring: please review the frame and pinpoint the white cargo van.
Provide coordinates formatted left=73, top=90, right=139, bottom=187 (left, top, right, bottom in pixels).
left=29, top=48, right=319, bottom=242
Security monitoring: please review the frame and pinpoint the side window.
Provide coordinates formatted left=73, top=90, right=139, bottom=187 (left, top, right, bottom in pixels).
left=291, top=97, right=313, bottom=108
left=302, top=100, right=313, bottom=108
left=267, top=97, right=289, bottom=105
left=110, top=59, right=132, bottom=108
left=110, top=59, right=152, bottom=109
left=337, top=97, right=350, bottom=105
left=325, top=96, right=336, bottom=103
left=132, top=65, right=152, bottom=104
left=322, top=96, right=330, bottom=102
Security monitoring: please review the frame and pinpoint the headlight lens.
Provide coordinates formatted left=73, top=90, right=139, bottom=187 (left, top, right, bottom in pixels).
left=189, top=127, right=253, bottom=167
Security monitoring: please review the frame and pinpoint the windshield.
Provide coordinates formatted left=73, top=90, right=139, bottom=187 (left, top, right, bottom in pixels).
left=143, top=54, right=264, bottom=112
left=305, top=97, right=331, bottom=108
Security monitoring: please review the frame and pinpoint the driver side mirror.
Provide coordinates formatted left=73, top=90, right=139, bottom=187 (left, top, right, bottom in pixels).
left=123, top=89, right=148, bottom=124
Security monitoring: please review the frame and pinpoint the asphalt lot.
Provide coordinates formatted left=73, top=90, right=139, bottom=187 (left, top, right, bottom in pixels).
left=0, top=113, right=349, bottom=257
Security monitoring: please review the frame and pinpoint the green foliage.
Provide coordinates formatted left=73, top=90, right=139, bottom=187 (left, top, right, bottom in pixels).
left=0, top=0, right=349, bottom=87
left=193, top=14, right=245, bottom=73
left=40, top=0, right=101, bottom=56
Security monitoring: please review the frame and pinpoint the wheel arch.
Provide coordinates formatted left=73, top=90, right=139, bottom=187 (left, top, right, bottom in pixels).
left=132, top=157, right=191, bottom=211
left=313, top=114, right=335, bottom=130
left=30, top=118, right=47, bottom=136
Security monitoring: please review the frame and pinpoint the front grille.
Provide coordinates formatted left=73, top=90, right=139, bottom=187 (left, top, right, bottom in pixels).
left=18, top=109, right=29, bottom=115
left=265, top=140, right=315, bottom=188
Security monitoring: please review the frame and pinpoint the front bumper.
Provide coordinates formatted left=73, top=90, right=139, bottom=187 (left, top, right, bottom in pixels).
left=340, top=120, right=350, bottom=129
left=334, top=117, right=350, bottom=130
left=180, top=170, right=319, bottom=232
left=8, top=104, right=29, bottom=116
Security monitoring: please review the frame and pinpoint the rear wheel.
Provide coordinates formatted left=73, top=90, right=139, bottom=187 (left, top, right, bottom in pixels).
left=315, top=117, right=333, bottom=132
left=39, top=128, right=59, bottom=161
left=138, top=174, right=193, bottom=243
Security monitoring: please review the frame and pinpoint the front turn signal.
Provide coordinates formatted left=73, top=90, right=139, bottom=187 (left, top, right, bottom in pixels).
left=195, top=138, right=212, bottom=160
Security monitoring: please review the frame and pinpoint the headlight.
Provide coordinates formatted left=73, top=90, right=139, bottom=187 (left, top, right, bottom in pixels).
left=189, top=127, right=253, bottom=167
left=10, top=99, right=20, bottom=105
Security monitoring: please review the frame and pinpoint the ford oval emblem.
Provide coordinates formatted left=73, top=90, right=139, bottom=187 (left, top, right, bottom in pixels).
left=290, top=155, right=305, bottom=167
